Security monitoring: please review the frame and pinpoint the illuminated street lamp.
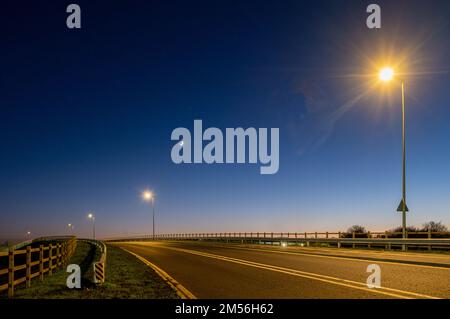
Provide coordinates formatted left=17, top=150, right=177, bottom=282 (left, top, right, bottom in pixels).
left=67, top=223, right=74, bottom=235
left=379, top=67, right=394, bottom=82
left=87, top=213, right=96, bottom=240
left=142, top=190, right=156, bottom=240
left=379, top=67, right=409, bottom=246
left=26, top=231, right=31, bottom=240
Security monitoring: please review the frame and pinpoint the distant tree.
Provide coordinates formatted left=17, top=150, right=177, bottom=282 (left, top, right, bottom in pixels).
left=342, top=225, right=368, bottom=238
left=421, top=221, right=448, bottom=233
left=347, top=225, right=367, bottom=234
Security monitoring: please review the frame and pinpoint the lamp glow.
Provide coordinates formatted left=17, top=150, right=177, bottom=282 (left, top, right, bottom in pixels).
left=379, top=67, right=394, bottom=82
left=142, top=190, right=153, bottom=202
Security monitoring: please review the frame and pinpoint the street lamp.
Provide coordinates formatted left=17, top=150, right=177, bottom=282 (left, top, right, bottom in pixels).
left=87, top=213, right=96, bottom=240
left=26, top=231, right=31, bottom=240
left=379, top=67, right=409, bottom=246
left=379, top=67, right=394, bottom=82
left=142, top=190, right=155, bottom=240
left=67, top=223, right=74, bottom=235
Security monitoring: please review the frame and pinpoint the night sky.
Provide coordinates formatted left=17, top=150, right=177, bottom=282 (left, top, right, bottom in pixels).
left=1, top=0, right=450, bottom=240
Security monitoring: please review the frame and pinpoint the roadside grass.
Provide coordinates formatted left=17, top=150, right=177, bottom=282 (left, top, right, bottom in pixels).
left=8, top=242, right=179, bottom=299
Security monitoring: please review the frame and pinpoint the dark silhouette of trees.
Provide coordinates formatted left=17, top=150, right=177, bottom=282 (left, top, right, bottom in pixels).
left=422, top=221, right=448, bottom=232
left=342, top=225, right=368, bottom=238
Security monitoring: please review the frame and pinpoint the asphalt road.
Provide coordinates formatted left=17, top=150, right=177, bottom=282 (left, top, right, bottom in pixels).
left=114, top=241, right=450, bottom=299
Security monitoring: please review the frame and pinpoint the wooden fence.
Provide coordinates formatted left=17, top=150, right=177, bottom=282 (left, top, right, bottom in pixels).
left=0, top=237, right=77, bottom=298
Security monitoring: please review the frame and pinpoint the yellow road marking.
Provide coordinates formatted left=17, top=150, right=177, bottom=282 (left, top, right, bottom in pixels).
left=121, top=247, right=196, bottom=299
left=149, top=244, right=440, bottom=299
left=191, top=242, right=450, bottom=271
left=294, top=246, right=450, bottom=260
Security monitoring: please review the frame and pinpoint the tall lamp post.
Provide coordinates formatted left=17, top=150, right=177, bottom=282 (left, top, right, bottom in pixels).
left=379, top=67, right=409, bottom=247
left=142, top=190, right=155, bottom=240
left=67, top=223, right=74, bottom=236
left=87, top=213, right=96, bottom=240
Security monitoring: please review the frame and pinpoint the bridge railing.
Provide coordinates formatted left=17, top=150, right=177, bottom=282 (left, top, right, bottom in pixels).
left=104, top=231, right=450, bottom=250
left=105, top=230, right=450, bottom=240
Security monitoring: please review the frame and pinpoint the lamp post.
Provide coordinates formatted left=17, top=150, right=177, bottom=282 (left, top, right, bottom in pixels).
left=379, top=67, right=409, bottom=247
left=142, top=190, right=155, bottom=240
left=87, top=213, right=95, bottom=240
left=67, top=223, right=74, bottom=236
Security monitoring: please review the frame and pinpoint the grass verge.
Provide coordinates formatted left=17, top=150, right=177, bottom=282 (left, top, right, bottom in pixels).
left=7, top=241, right=179, bottom=299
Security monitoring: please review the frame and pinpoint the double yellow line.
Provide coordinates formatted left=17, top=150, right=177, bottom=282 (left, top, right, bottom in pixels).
left=158, top=245, right=440, bottom=299
left=199, top=243, right=450, bottom=271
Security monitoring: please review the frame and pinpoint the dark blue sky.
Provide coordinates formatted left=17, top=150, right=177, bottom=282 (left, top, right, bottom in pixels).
left=1, top=0, right=450, bottom=239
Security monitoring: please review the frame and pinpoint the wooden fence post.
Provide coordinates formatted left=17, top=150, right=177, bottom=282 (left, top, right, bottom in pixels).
left=352, top=232, right=356, bottom=249
left=56, top=244, right=60, bottom=268
left=62, top=243, right=67, bottom=265
left=337, top=232, right=341, bottom=248
left=428, top=229, right=432, bottom=251
left=8, top=247, right=14, bottom=298
left=57, top=244, right=62, bottom=267
left=26, top=246, right=31, bottom=288
left=49, top=244, right=53, bottom=276
left=39, top=245, right=44, bottom=281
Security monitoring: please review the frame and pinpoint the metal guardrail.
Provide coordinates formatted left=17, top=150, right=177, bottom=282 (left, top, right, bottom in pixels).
left=104, top=231, right=450, bottom=250
left=0, top=237, right=77, bottom=298
left=79, top=239, right=107, bottom=284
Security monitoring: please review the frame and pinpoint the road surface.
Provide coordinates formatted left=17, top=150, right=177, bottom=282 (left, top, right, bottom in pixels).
left=113, top=241, right=450, bottom=299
